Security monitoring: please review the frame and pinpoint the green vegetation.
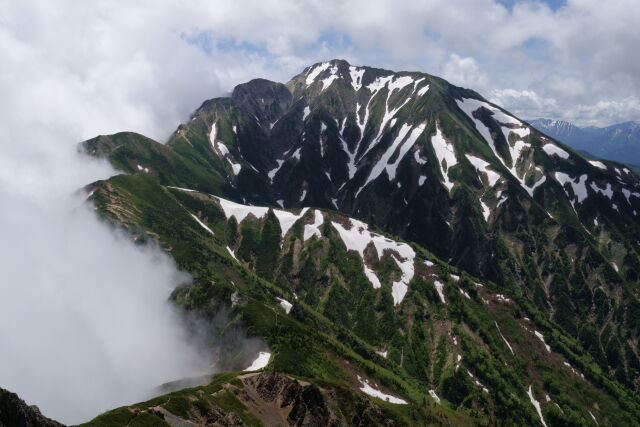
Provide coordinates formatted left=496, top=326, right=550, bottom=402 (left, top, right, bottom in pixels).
left=80, top=60, right=640, bottom=425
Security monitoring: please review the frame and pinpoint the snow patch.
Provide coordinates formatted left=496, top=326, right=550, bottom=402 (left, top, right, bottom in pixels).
left=228, top=160, right=241, bottom=175
left=226, top=246, right=238, bottom=262
left=357, top=123, right=426, bottom=196
left=244, top=352, right=271, bottom=371
left=319, top=122, right=327, bottom=156
left=349, top=66, right=365, bottom=91
left=216, top=142, right=229, bottom=156
left=433, top=280, right=446, bottom=303
left=555, top=173, right=588, bottom=207
left=429, top=390, right=441, bottom=405
left=590, top=182, right=613, bottom=199
left=364, top=265, right=381, bottom=289
left=320, top=65, right=340, bottom=91
left=190, top=214, right=214, bottom=235
left=357, top=376, right=408, bottom=404
left=331, top=218, right=415, bottom=305
left=589, top=160, right=607, bottom=170
left=414, top=149, right=427, bottom=165
left=273, top=208, right=310, bottom=238
left=217, top=197, right=269, bottom=223
left=542, top=143, right=570, bottom=159
left=527, top=385, right=548, bottom=427
left=305, top=62, right=330, bottom=85
left=277, top=297, right=293, bottom=314
left=303, top=209, right=324, bottom=241
left=456, top=98, right=545, bottom=197
left=496, top=294, right=511, bottom=303
left=457, top=97, right=522, bottom=127
left=466, top=155, right=500, bottom=187
left=167, top=186, right=197, bottom=192
left=480, top=200, right=491, bottom=221
left=291, top=147, right=302, bottom=161
left=268, top=159, right=285, bottom=182
left=495, top=321, right=514, bottom=355
left=358, top=75, right=415, bottom=161
left=209, top=122, right=219, bottom=152
left=534, top=330, right=551, bottom=352
left=303, top=106, right=311, bottom=121
left=431, top=124, right=457, bottom=192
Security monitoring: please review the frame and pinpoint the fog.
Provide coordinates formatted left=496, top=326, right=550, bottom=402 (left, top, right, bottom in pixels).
left=0, top=131, right=223, bottom=424
left=0, top=2, right=236, bottom=423
left=0, top=190, right=215, bottom=424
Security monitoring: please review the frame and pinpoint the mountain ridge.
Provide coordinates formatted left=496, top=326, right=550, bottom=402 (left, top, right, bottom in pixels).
left=71, top=59, right=640, bottom=425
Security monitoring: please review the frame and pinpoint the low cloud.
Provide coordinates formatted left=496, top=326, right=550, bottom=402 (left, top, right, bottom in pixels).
left=441, top=54, right=490, bottom=92
left=490, top=88, right=560, bottom=120
left=0, top=189, right=214, bottom=424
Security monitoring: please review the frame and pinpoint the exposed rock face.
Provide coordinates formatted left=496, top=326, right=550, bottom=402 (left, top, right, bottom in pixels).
left=0, top=388, right=63, bottom=427
left=245, top=372, right=340, bottom=426
left=232, top=78, right=293, bottom=129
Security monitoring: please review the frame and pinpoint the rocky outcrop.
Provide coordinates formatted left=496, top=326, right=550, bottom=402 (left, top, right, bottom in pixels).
left=0, top=387, right=63, bottom=427
left=244, top=372, right=341, bottom=426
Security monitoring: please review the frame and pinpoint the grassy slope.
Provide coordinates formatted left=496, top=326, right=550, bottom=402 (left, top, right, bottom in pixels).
left=81, top=173, right=640, bottom=426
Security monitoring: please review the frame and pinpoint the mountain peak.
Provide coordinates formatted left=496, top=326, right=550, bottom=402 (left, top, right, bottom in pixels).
left=292, top=59, right=427, bottom=94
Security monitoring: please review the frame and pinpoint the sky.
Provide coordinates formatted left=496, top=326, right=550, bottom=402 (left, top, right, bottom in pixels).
left=0, top=0, right=638, bottom=423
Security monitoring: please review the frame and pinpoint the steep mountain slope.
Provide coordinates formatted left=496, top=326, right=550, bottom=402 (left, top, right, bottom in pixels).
left=85, top=59, right=640, bottom=396
left=78, top=174, right=640, bottom=425
left=529, top=118, right=640, bottom=167
left=73, top=59, right=640, bottom=425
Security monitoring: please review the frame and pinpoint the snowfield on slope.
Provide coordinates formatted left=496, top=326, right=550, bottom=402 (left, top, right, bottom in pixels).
left=217, top=192, right=419, bottom=306
left=431, top=124, right=458, bottom=192
left=244, top=352, right=271, bottom=371
left=357, top=376, right=408, bottom=404
left=456, top=98, right=547, bottom=197
left=331, top=218, right=415, bottom=305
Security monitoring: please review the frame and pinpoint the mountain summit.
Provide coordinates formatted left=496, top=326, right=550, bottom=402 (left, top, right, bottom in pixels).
left=81, top=59, right=640, bottom=426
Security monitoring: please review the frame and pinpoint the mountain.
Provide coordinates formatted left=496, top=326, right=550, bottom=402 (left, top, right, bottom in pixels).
left=70, top=59, right=640, bottom=425
left=529, top=118, right=640, bottom=167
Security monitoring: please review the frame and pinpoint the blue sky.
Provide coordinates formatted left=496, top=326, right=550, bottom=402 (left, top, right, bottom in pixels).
left=498, top=0, right=566, bottom=11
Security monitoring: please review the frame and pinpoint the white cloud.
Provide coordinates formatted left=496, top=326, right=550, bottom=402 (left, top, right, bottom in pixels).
left=490, top=88, right=559, bottom=120
left=566, top=97, right=640, bottom=127
left=441, top=54, right=490, bottom=91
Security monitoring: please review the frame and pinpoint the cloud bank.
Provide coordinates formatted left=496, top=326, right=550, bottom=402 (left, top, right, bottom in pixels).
left=3, top=0, right=638, bottom=128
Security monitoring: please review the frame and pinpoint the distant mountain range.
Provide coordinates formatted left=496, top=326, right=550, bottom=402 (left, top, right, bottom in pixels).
left=528, top=118, right=640, bottom=168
